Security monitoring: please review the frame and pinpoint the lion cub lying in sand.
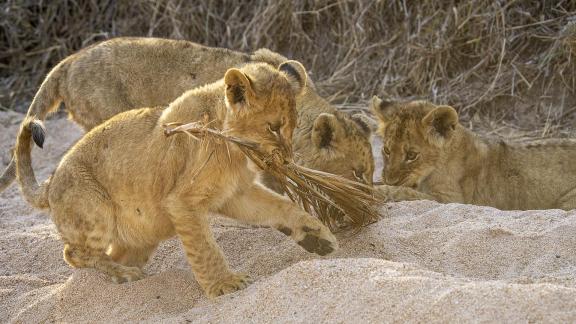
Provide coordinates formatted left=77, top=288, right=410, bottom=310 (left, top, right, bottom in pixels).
left=371, top=97, right=576, bottom=211
left=1, top=37, right=373, bottom=194
left=15, top=61, right=337, bottom=298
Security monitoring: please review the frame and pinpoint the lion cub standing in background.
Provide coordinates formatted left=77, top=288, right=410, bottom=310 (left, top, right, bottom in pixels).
left=0, top=37, right=374, bottom=194
left=15, top=61, right=337, bottom=298
left=371, top=97, right=576, bottom=210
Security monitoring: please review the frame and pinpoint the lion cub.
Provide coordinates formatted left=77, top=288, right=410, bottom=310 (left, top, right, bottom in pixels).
left=1, top=37, right=374, bottom=194
left=15, top=61, right=337, bottom=298
left=371, top=97, right=576, bottom=211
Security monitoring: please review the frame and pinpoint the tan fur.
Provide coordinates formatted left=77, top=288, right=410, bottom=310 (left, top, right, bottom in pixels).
left=15, top=62, right=338, bottom=298
left=371, top=97, right=576, bottom=210
left=1, top=37, right=373, bottom=193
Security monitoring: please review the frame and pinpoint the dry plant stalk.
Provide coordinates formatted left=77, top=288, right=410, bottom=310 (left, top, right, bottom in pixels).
left=163, top=122, right=381, bottom=230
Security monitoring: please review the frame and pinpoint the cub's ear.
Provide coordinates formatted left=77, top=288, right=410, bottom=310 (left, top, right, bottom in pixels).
left=370, top=95, right=396, bottom=125
left=422, top=105, right=459, bottom=146
left=350, top=113, right=376, bottom=137
left=311, top=113, right=344, bottom=149
left=278, top=60, right=307, bottom=95
left=224, top=68, right=255, bottom=112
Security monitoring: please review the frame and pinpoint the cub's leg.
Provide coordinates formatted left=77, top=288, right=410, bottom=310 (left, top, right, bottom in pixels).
left=219, top=183, right=338, bottom=256
left=108, top=243, right=158, bottom=269
left=165, top=197, right=252, bottom=298
left=51, top=184, right=144, bottom=283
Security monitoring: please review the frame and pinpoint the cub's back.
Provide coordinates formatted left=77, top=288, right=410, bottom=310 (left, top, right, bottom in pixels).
left=63, top=37, right=250, bottom=126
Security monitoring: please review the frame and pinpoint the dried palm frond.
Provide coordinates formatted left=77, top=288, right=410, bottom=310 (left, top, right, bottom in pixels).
left=163, top=122, right=381, bottom=230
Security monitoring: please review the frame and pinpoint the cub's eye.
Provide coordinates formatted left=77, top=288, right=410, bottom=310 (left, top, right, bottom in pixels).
left=406, top=151, right=419, bottom=161
left=272, top=118, right=287, bottom=131
left=383, top=147, right=391, bottom=155
left=268, top=122, right=281, bottom=132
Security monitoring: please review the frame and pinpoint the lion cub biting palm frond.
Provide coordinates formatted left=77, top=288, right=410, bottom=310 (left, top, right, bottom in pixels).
left=15, top=61, right=337, bottom=298
left=371, top=97, right=576, bottom=211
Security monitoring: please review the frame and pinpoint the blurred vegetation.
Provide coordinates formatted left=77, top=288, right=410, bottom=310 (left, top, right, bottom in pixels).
left=1, top=0, right=575, bottom=136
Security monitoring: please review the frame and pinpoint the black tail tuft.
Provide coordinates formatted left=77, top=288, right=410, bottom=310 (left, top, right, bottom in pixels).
left=30, top=121, right=46, bottom=149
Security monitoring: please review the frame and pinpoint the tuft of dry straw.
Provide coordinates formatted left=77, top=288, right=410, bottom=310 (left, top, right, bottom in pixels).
left=163, top=122, right=381, bottom=230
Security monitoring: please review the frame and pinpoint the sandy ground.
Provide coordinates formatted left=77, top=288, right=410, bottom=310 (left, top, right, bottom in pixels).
left=2, top=111, right=576, bottom=323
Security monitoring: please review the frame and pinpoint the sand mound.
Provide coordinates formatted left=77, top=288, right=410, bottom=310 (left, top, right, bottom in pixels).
left=2, top=111, right=576, bottom=322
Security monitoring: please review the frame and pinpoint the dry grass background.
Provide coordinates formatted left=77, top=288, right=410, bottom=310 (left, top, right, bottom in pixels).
left=1, top=0, right=575, bottom=137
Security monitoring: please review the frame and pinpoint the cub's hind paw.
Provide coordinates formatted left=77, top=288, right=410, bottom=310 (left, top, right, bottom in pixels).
left=110, top=266, right=145, bottom=283
left=206, top=273, right=253, bottom=298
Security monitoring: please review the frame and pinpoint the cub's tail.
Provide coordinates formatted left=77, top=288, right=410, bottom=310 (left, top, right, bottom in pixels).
left=0, top=153, right=16, bottom=194
left=15, top=117, right=50, bottom=209
left=0, top=60, right=67, bottom=194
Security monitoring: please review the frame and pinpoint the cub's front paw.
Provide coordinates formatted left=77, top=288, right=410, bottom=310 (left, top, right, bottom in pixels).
left=206, top=273, right=253, bottom=298
left=294, top=218, right=338, bottom=256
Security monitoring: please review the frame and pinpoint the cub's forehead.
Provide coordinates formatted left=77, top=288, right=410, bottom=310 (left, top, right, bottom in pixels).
left=384, top=119, right=432, bottom=149
left=384, top=102, right=435, bottom=138
left=242, top=63, right=283, bottom=83
left=333, top=113, right=369, bottom=140
left=384, top=117, right=415, bottom=139
left=391, top=101, right=433, bottom=119
left=241, top=62, right=276, bottom=74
